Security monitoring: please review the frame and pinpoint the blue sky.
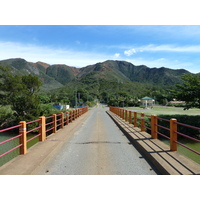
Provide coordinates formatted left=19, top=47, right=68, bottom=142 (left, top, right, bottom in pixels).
left=0, top=25, right=200, bottom=73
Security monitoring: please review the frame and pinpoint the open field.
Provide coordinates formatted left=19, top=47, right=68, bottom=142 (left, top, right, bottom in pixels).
left=126, top=106, right=200, bottom=116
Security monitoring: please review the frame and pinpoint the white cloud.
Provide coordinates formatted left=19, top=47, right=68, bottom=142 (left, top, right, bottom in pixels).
left=1, top=41, right=199, bottom=73
left=139, top=44, right=200, bottom=53
left=0, top=41, right=111, bottom=67
left=124, top=48, right=136, bottom=56
left=114, top=53, right=120, bottom=58
left=109, top=43, right=200, bottom=53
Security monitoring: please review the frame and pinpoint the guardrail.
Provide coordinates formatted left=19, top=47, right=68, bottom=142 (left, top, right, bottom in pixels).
left=110, top=106, right=200, bottom=155
left=0, top=106, right=88, bottom=161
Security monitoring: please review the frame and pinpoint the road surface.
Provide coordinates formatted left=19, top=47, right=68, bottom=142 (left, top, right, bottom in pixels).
left=37, top=105, right=156, bottom=175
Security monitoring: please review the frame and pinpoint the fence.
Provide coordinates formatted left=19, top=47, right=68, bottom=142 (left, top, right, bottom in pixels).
left=0, top=106, right=88, bottom=161
left=110, top=106, right=200, bottom=155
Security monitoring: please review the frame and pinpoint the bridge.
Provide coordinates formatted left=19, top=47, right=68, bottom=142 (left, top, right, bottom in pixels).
left=0, top=105, right=199, bottom=175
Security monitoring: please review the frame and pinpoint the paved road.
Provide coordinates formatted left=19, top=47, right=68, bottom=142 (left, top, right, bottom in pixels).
left=37, top=105, right=156, bottom=175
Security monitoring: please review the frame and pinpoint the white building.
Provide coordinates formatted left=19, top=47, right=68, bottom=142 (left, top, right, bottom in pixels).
left=139, top=97, right=155, bottom=108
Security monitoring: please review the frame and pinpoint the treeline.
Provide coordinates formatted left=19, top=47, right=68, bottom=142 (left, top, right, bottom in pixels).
left=1, top=62, right=198, bottom=129
left=0, top=66, right=62, bottom=128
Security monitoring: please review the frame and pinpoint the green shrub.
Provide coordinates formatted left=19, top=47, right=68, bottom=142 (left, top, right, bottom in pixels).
left=0, top=106, right=15, bottom=128
left=156, top=115, right=200, bottom=139
left=40, top=104, right=62, bottom=117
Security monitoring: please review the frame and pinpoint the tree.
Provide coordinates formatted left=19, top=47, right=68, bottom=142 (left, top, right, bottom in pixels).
left=173, top=73, right=200, bottom=109
left=0, top=66, right=42, bottom=121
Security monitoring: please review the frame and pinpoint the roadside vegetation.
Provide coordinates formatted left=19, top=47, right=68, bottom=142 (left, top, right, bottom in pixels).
left=0, top=61, right=200, bottom=130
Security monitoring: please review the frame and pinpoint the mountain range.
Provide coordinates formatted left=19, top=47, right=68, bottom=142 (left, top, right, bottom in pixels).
left=0, top=58, right=192, bottom=91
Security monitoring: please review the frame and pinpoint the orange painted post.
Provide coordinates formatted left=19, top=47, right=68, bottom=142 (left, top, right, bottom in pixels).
left=74, top=109, right=76, bottom=119
left=69, top=111, right=71, bottom=122
left=115, top=107, right=117, bottom=115
left=129, top=111, right=132, bottom=124
left=66, top=111, right=69, bottom=125
left=61, top=112, right=64, bottom=128
left=39, top=116, right=46, bottom=141
left=53, top=114, right=57, bottom=133
left=125, top=110, right=128, bottom=121
left=70, top=110, right=73, bottom=121
left=124, top=110, right=126, bottom=120
left=141, top=113, right=145, bottom=132
left=122, top=109, right=124, bottom=119
left=70, top=110, right=73, bottom=122
left=151, top=115, right=158, bottom=139
left=134, top=111, right=137, bottom=127
left=73, top=110, right=75, bottom=120
left=170, top=118, right=178, bottom=151
left=118, top=108, right=120, bottom=116
left=19, top=121, right=27, bottom=154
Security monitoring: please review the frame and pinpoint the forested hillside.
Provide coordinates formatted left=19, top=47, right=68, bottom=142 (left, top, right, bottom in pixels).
left=0, top=58, right=192, bottom=107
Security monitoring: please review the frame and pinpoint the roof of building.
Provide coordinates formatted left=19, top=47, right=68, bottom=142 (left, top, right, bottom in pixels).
left=141, top=96, right=153, bottom=100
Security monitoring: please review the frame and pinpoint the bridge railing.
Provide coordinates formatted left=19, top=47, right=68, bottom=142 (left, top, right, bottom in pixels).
left=109, top=106, right=200, bottom=155
left=0, top=106, right=88, bottom=164
left=0, top=124, right=22, bottom=158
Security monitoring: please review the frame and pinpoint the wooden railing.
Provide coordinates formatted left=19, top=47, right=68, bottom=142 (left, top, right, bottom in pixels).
left=109, top=106, right=200, bottom=155
left=0, top=106, right=88, bottom=160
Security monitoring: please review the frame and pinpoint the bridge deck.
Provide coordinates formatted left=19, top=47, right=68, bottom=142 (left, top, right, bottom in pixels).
left=0, top=106, right=156, bottom=175
left=107, top=111, right=200, bottom=175
left=1, top=105, right=199, bottom=175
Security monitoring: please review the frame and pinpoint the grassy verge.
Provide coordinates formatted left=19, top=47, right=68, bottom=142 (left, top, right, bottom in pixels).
left=126, top=105, right=200, bottom=116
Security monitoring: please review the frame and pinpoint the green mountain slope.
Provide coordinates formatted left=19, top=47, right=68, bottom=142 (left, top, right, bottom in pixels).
left=78, top=60, right=191, bottom=85
left=0, top=58, right=63, bottom=90
left=46, top=64, right=76, bottom=85
left=0, top=58, right=192, bottom=92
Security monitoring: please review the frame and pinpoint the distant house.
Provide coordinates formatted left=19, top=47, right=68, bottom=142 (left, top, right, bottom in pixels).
left=139, top=97, right=155, bottom=108
left=168, top=100, right=185, bottom=106
left=52, top=103, right=70, bottom=110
